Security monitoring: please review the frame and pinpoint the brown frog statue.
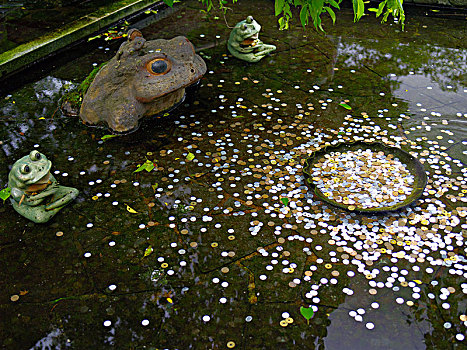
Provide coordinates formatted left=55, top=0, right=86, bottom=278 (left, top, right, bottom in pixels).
left=80, top=29, right=207, bottom=133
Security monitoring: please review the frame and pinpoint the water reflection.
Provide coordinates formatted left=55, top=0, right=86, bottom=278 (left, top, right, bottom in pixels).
left=0, top=1, right=466, bottom=349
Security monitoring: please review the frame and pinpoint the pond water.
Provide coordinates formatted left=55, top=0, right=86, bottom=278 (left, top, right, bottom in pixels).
left=0, top=1, right=466, bottom=349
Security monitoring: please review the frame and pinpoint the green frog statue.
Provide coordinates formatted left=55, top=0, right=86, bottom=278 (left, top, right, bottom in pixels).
left=8, top=151, right=79, bottom=223
left=227, top=16, right=276, bottom=62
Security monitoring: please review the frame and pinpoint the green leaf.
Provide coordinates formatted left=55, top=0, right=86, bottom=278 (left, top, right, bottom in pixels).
left=325, top=7, right=336, bottom=24
left=134, top=159, right=155, bottom=173
left=87, top=34, right=102, bottom=41
left=299, top=4, right=309, bottom=26
left=300, top=306, right=314, bottom=321
left=281, top=197, right=289, bottom=207
left=275, top=0, right=285, bottom=16
left=151, top=183, right=159, bottom=192
left=145, top=162, right=155, bottom=172
left=310, top=0, right=324, bottom=30
left=143, top=245, right=154, bottom=257
left=0, top=187, right=11, bottom=202
left=352, top=0, right=358, bottom=20
left=233, top=115, right=245, bottom=118
left=163, top=0, right=174, bottom=7
left=356, top=0, right=365, bottom=21
left=376, top=0, right=387, bottom=17
left=101, top=134, right=118, bottom=141
left=327, top=0, right=340, bottom=9
left=339, top=102, right=352, bottom=110
left=186, top=152, right=195, bottom=161
left=278, top=16, right=289, bottom=30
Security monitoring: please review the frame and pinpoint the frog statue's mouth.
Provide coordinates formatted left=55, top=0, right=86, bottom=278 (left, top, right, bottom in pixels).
left=26, top=171, right=52, bottom=194
left=240, top=32, right=259, bottom=48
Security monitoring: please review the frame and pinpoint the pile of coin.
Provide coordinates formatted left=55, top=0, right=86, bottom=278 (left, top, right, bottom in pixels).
left=308, top=149, right=415, bottom=209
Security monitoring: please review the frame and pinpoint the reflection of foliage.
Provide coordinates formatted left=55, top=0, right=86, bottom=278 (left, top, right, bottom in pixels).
left=410, top=278, right=466, bottom=348
left=140, top=267, right=168, bottom=288
left=337, top=40, right=467, bottom=92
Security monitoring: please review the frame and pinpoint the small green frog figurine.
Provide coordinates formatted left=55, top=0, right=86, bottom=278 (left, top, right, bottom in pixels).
left=8, top=150, right=78, bottom=223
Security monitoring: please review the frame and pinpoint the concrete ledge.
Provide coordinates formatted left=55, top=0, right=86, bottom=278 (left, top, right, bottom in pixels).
left=0, top=0, right=163, bottom=77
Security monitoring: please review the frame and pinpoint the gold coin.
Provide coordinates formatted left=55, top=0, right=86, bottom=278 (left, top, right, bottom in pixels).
left=190, top=242, right=198, bottom=248
left=221, top=267, right=230, bottom=274
left=10, top=295, right=19, bottom=302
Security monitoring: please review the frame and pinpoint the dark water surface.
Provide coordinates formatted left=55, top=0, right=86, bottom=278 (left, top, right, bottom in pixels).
left=0, top=1, right=466, bottom=349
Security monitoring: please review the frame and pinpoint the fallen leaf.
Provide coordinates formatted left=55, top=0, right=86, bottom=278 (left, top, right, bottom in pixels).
left=0, top=187, right=11, bottom=202
left=300, top=306, right=314, bottom=321
left=143, top=245, right=153, bottom=257
left=126, top=204, right=138, bottom=213
left=339, top=102, right=352, bottom=110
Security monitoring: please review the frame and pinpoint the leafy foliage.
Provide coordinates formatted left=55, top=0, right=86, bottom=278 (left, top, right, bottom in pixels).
left=194, top=0, right=405, bottom=32
left=275, top=0, right=405, bottom=31
left=190, top=0, right=238, bottom=13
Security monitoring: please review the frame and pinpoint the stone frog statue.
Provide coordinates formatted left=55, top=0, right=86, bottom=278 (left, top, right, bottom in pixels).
left=80, top=29, right=207, bottom=133
left=227, top=16, right=276, bottom=62
left=8, top=150, right=79, bottom=223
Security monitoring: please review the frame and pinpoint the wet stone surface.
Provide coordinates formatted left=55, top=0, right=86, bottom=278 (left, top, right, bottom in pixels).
left=0, top=0, right=466, bottom=349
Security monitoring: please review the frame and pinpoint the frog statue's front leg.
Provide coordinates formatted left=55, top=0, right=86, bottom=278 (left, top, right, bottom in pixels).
left=254, top=42, right=276, bottom=57
left=45, top=185, right=79, bottom=211
left=10, top=180, right=78, bottom=223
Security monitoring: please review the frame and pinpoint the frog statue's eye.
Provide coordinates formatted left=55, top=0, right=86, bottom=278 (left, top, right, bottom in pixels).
left=29, top=150, right=41, bottom=161
left=146, top=58, right=171, bottom=76
left=21, top=164, right=31, bottom=174
left=242, top=24, right=248, bottom=30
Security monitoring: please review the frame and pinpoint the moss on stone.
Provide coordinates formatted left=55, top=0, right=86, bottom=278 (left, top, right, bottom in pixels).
left=61, top=62, right=107, bottom=113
